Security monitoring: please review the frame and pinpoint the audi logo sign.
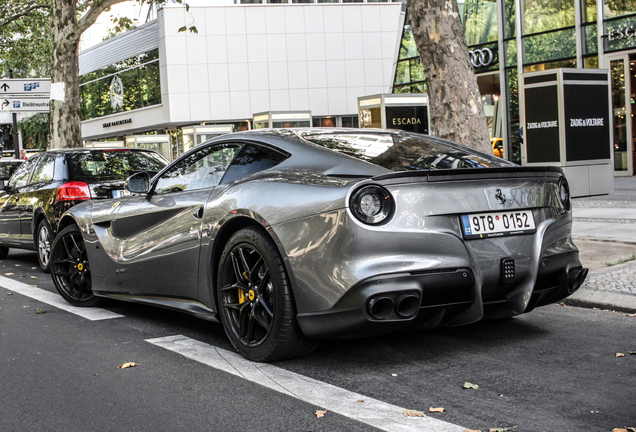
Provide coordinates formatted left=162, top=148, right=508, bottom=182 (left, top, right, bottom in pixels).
left=469, top=48, right=497, bottom=68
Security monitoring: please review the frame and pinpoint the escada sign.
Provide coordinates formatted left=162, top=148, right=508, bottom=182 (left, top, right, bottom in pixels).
left=392, top=117, right=422, bottom=126
left=607, top=26, right=636, bottom=41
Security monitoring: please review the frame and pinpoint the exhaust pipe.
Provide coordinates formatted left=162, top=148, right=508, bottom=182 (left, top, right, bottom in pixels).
left=568, top=267, right=589, bottom=294
left=395, top=294, right=420, bottom=318
left=368, top=297, right=394, bottom=319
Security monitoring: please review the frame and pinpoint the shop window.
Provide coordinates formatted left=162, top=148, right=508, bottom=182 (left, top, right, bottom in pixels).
left=464, top=0, right=499, bottom=45
left=584, top=24, right=598, bottom=54
left=523, top=0, right=575, bottom=35
left=605, top=15, right=636, bottom=52
left=605, top=0, right=636, bottom=19
left=79, top=49, right=161, bottom=121
left=341, top=116, right=359, bottom=128
left=313, top=117, right=338, bottom=127
left=523, top=27, right=576, bottom=64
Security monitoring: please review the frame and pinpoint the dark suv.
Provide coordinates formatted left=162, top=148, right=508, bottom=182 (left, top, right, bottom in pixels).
left=0, top=148, right=168, bottom=271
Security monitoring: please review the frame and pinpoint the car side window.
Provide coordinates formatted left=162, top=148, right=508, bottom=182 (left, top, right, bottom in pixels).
left=8, top=157, right=38, bottom=189
left=30, top=154, right=55, bottom=184
left=154, top=144, right=242, bottom=195
left=221, top=144, right=289, bottom=184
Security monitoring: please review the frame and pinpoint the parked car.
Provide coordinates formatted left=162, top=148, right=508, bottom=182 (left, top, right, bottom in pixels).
left=0, top=148, right=168, bottom=271
left=50, top=129, right=587, bottom=361
left=0, top=159, right=24, bottom=181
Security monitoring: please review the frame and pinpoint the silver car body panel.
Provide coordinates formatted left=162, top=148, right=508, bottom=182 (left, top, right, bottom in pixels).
left=59, top=129, right=582, bottom=337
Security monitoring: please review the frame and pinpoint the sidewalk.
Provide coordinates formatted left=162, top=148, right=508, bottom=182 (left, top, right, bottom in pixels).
left=565, top=176, right=636, bottom=313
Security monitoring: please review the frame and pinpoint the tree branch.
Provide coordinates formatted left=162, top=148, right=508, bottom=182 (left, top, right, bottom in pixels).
left=75, top=0, right=139, bottom=39
left=0, top=3, right=50, bottom=29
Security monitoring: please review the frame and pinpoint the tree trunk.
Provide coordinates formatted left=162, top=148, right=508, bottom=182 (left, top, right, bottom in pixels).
left=49, top=0, right=82, bottom=148
left=407, top=0, right=491, bottom=153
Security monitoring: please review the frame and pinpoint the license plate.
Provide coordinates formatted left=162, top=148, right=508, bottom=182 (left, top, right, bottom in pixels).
left=112, top=189, right=131, bottom=199
left=461, top=210, right=536, bottom=239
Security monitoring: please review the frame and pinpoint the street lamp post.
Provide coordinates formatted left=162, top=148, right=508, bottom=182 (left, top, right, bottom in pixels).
left=8, top=69, right=20, bottom=159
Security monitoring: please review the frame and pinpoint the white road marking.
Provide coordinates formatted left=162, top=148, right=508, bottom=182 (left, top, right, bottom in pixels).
left=0, top=276, right=123, bottom=321
left=147, top=335, right=466, bottom=432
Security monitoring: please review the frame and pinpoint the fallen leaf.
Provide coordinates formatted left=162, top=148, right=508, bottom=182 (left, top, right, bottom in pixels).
left=357, top=400, right=364, bottom=403
left=14, top=264, right=19, bottom=266
left=30, top=276, right=37, bottom=279
left=392, top=373, right=398, bottom=377
left=464, top=430, right=482, bottom=432
left=558, top=302, right=566, bottom=306
left=429, top=407, right=445, bottom=413
left=463, top=382, right=479, bottom=389
left=7, top=293, right=12, bottom=295
left=489, top=427, right=517, bottom=432
left=23, top=306, right=29, bottom=308
left=117, top=362, right=140, bottom=369
left=28, top=285, right=36, bottom=287
left=629, top=352, right=636, bottom=355
left=403, top=409, right=426, bottom=417
left=36, top=309, right=46, bottom=314
left=616, top=353, right=625, bottom=358
left=627, top=313, right=636, bottom=317
left=314, top=410, right=327, bottom=418
left=5, top=273, right=14, bottom=276
left=31, top=267, right=37, bottom=270
left=612, top=429, right=628, bottom=432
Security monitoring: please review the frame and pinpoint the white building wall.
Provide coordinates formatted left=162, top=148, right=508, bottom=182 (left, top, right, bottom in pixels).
left=80, top=3, right=403, bottom=140
left=159, top=3, right=403, bottom=123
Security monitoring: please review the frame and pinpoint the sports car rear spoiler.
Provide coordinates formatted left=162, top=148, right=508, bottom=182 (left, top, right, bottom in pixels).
left=372, top=166, right=564, bottom=184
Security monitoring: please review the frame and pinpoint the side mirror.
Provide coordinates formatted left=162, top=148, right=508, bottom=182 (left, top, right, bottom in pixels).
left=125, top=172, right=151, bottom=194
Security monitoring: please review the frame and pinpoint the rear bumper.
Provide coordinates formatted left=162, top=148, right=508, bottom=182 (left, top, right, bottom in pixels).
left=296, top=251, right=587, bottom=339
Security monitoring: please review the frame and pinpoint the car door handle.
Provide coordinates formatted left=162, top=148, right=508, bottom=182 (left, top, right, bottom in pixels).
left=193, top=206, right=204, bottom=219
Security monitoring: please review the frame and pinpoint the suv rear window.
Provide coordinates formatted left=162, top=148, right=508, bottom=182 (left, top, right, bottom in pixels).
left=70, top=150, right=167, bottom=181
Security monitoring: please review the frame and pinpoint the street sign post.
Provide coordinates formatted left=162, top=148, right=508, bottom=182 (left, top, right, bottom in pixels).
left=0, top=79, right=51, bottom=96
left=0, top=98, right=51, bottom=113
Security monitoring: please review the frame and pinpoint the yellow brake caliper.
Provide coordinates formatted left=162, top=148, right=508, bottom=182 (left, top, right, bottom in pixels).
left=238, top=271, right=249, bottom=303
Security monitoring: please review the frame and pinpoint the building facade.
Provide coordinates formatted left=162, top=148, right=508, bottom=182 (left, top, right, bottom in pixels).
left=79, top=2, right=404, bottom=160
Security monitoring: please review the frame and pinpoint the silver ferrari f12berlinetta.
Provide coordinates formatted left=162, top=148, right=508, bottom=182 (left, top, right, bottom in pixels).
left=50, top=129, right=587, bottom=361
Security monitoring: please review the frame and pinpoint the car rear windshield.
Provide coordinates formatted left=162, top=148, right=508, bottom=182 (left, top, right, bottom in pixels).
left=300, top=131, right=507, bottom=171
left=70, top=150, right=167, bottom=181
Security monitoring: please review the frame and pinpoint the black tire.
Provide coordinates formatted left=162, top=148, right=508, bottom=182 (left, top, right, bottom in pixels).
left=50, top=224, right=103, bottom=307
left=36, top=219, right=54, bottom=273
left=0, top=246, right=8, bottom=259
left=217, top=227, right=318, bottom=362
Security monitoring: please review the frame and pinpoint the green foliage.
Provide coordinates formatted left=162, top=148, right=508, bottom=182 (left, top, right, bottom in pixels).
left=103, top=15, right=138, bottom=41
left=464, top=0, right=498, bottom=45
left=0, top=1, right=51, bottom=78
left=19, top=113, right=50, bottom=150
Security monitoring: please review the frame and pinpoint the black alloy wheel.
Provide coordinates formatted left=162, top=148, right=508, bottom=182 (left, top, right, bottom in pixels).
left=36, top=219, right=53, bottom=273
left=217, top=227, right=317, bottom=362
left=50, top=225, right=103, bottom=307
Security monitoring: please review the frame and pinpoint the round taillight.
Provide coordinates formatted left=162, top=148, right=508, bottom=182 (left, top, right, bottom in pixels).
left=349, top=185, right=394, bottom=225
left=558, top=177, right=570, bottom=210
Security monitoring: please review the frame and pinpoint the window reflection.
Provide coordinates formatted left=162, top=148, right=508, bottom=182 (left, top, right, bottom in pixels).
left=155, top=145, right=242, bottom=194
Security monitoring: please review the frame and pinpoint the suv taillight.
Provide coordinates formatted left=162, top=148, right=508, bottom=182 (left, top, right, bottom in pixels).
left=56, top=181, right=92, bottom=201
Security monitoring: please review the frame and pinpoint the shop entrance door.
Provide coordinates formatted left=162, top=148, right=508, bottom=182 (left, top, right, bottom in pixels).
left=477, top=72, right=503, bottom=158
left=607, top=53, right=636, bottom=176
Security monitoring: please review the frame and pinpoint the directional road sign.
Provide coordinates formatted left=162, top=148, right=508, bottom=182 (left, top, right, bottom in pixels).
left=0, top=79, right=51, bottom=96
left=0, top=98, right=50, bottom=112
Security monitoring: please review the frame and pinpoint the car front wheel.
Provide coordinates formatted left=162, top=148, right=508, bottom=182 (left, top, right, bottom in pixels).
left=217, top=227, right=317, bottom=362
left=36, top=219, right=53, bottom=272
left=50, top=224, right=103, bottom=307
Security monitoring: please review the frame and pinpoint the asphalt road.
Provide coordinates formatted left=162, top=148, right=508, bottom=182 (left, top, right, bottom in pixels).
left=1, top=250, right=635, bottom=432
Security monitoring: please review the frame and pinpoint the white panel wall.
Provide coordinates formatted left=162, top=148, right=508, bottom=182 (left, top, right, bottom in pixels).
left=159, top=3, right=403, bottom=122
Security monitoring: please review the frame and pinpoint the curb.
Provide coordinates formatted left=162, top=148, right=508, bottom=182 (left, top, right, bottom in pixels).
left=563, top=288, right=636, bottom=313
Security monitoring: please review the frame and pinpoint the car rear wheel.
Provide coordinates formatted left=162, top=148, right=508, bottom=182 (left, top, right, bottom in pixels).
left=36, top=219, right=53, bottom=273
left=217, top=227, right=317, bottom=362
left=51, top=225, right=103, bottom=307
